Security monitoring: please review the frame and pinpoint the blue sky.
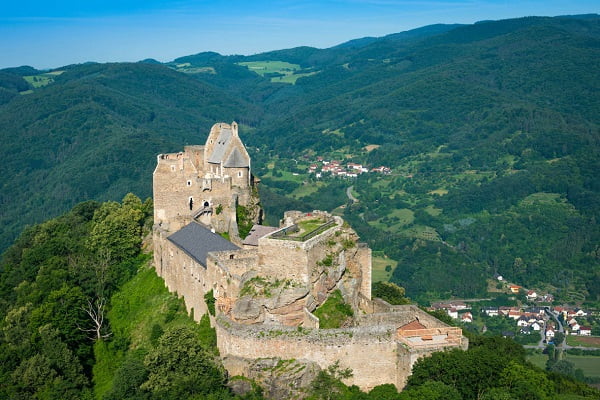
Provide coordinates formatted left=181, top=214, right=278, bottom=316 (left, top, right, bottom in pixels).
left=1, top=0, right=598, bottom=69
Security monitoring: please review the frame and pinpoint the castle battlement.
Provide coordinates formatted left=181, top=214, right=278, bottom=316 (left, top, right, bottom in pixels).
left=152, top=122, right=467, bottom=397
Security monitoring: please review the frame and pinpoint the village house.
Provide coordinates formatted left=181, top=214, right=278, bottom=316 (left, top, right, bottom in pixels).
left=517, top=316, right=530, bottom=327
left=432, top=301, right=469, bottom=311
left=482, top=306, right=499, bottom=317
left=579, top=326, right=592, bottom=336
left=539, top=293, right=554, bottom=303
left=530, top=321, right=542, bottom=331
left=461, top=312, right=473, bottom=323
left=508, top=310, right=522, bottom=320
left=569, top=321, right=581, bottom=333
left=371, top=166, right=392, bottom=174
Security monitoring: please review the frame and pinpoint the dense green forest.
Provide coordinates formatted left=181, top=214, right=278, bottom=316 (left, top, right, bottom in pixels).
left=1, top=200, right=597, bottom=399
left=0, top=14, right=599, bottom=305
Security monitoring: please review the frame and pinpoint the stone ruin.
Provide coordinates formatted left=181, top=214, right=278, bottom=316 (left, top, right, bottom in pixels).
left=152, top=122, right=468, bottom=398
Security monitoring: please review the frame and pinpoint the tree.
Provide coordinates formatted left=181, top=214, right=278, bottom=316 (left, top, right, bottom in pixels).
left=368, top=384, right=401, bottom=400
left=103, top=353, right=149, bottom=400
left=553, top=331, right=565, bottom=345
left=307, top=361, right=353, bottom=400
left=399, top=380, right=461, bottom=400
left=88, top=195, right=145, bottom=262
left=499, top=361, right=552, bottom=400
left=142, top=325, right=226, bottom=398
left=10, top=325, right=89, bottom=400
left=372, top=281, right=410, bottom=305
left=80, top=297, right=111, bottom=341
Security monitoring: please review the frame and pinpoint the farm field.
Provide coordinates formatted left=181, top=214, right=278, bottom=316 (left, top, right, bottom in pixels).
left=527, top=352, right=600, bottom=378
left=567, top=354, right=600, bottom=378
left=23, top=70, right=63, bottom=88
left=567, top=335, right=600, bottom=348
left=291, top=181, right=324, bottom=198
left=237, top=60, right=312, bottom=83
left=372, top=254, right=398, bottom=283
left=369, top=208, right=415, bottom=232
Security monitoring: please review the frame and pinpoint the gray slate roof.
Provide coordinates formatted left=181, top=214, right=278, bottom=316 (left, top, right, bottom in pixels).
left=208, top=127, right=232, bottom=164
left=224, top=148, right=249, bottom=168
left=167, top=222, right=239, bottom=267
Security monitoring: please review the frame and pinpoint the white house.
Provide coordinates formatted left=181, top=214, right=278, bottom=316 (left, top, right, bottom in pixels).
left=447, top=308, right=459, bottom=319
left=574, top=308, right=587, bottom=317
left=482, top=307, right=499, bottom=317
left=569, top=321, right=581, bottom=333
left=579, top=326, right=592, bottom=336
left=461, top=312, right=473, bottom=323
left=526, top=290, right=538, bottom=300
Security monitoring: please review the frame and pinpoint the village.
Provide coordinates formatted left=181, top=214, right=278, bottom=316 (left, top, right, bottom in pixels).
left=430, top=275, right=598, bottom=348
left=307, top=156, right=392, bottom=179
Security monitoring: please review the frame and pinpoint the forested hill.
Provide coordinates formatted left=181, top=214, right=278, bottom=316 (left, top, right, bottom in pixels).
left=0, top=15, right=599, bottom=304
left=0, top=63, right=260, bottom=250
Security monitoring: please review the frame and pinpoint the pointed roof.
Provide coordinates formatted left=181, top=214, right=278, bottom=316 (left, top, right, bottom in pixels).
left=207, top=126, right=233, bottom=164
left=224, top=147, right=250, bottom=168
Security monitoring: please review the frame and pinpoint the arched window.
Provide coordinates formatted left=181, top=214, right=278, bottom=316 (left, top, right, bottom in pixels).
left=204, top=201, right=210, bottom=207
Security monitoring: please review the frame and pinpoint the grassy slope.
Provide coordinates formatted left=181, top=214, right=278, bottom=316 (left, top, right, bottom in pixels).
left=93, top=258, right=214, bottom=398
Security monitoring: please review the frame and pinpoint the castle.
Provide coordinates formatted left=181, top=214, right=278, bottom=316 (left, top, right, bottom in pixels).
left=153, top=122, right=467, bottom=396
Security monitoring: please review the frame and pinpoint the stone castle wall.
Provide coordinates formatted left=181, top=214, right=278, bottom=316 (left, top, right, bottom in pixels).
left=153, top=227, right=211, bottom=320
left=216, top=317, right=401, bottom=391
left=152, top=122, right=467, bottom=396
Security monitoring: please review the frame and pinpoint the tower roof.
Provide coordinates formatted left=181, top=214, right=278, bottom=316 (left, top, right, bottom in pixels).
left=224, top=148, right=250, bottom=168
left=207, top=126, right=233, bottom=164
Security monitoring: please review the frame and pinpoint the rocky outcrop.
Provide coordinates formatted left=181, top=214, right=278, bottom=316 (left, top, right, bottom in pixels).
left=224, top=356, right=320, bottom=400
left=231, top=280, right=311, bottom=326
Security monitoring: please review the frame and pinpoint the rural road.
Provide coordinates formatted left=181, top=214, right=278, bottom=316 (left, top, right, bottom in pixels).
left=346, top=186, right=359, bottom=203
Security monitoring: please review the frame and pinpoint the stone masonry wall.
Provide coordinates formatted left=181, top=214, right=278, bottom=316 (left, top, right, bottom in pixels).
left=256, top=219, right=342, bottom=284
left=216, top=317, right=400, bottom=392
left=153, top=227, right=210, bottom=320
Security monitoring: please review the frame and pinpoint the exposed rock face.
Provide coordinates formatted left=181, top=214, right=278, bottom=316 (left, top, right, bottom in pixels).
left=231, top=296, right=263, bottom=323
left=224, top=356, right=320, bottom=400
left=232, top=281, right=311, bottom=326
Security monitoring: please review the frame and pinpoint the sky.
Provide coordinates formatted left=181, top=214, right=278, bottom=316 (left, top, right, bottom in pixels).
left=1, top=0, right=598, bottom=70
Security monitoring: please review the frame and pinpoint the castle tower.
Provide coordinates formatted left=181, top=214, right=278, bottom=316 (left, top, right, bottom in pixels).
left=153, top=122, right=258, bottom=235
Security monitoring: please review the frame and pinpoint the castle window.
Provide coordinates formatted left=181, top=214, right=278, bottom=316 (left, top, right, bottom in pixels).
left=187, top=180, right=192, bottom=186
left=238, top=171, right=243, bottom=178
left=189, top=197, right=194, bottom=210
left=204, top=201, right=209, bottom=207
left=229, top=254, right=234, bottom=260
left=171, top=165, right=176, bottom=172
